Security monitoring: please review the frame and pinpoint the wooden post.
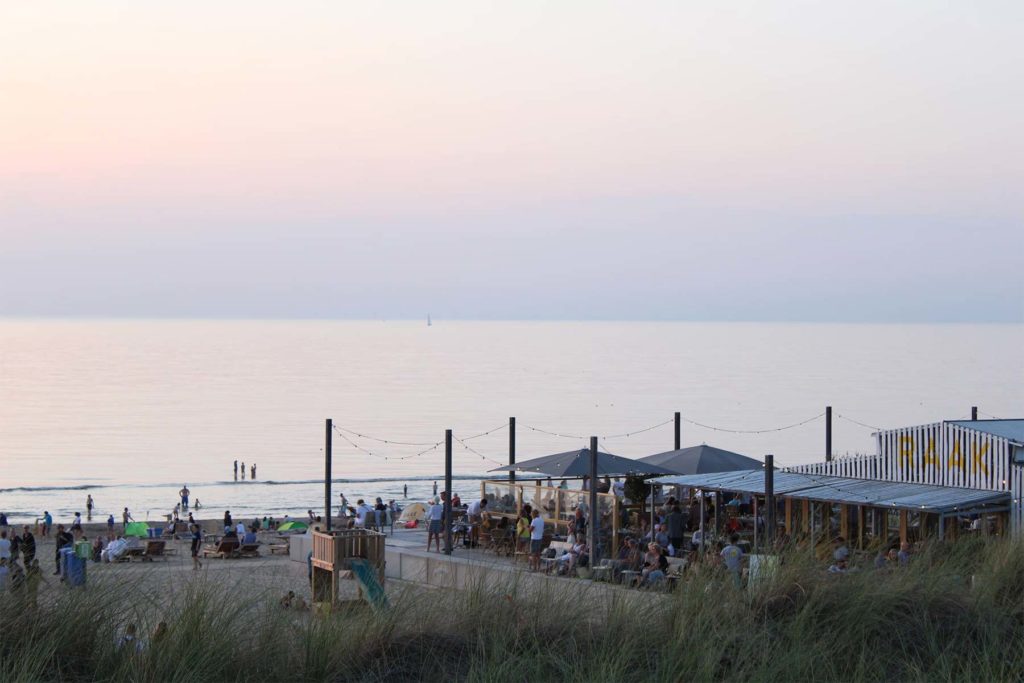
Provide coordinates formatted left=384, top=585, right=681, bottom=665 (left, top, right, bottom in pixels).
left=674, top=412, right=681, bottom=450
left=325, top=419, right=332, bottom=532
left=785, top=498, right=792, bottom=535
left=857, top=506, right=865, bottom=549
left=508, top=417, right=516, bottom=483
left=898, top=509, right=908, bottom=544
left=444, top=429, right=453, bottom=555
left=938, top=514, right=945, bottom=541
left=801, top=500, right=810, bottom=534
left=840, top=504, right=848, bottom=541
left=825, top=406, right=833, bottom=461
left=764, top=454, right=775, bottom=547
left=588, top=436, right=599, bottom=568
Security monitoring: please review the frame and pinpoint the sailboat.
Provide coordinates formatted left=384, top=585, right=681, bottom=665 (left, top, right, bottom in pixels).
left=427, top=314, right=432, bottom=327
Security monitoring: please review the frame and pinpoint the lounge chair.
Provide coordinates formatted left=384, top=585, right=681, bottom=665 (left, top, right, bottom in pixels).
left=142, top=540, right=167, bottom=561
left=202, top=539, right=240, bottom=559
left=238, top=542, right=261, bottom=558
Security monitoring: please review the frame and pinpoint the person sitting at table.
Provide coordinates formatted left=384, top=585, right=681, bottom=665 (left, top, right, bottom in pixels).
left=640, top=543, right=668, bottom=586
left=242, top=528, right=258, bottom=544
left=556, top=538, right=588, bottom=575
left=223, top=527, right=238, bottom=539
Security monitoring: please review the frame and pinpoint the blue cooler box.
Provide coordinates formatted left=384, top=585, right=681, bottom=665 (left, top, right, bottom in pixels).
left=60, top=547, right=87, bottom=586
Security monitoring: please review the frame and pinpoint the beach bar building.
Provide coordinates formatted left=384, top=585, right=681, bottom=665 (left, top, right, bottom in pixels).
left=789, top=419, right=1024, bottom=536
left=650, top=419, right=1024, bottom=545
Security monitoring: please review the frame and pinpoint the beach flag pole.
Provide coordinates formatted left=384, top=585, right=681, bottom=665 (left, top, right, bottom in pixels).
left=674, top=412, right=681, bottom=450
left=325, top=418, right=332, bottom=532
left=444, top=429, right=453, bottom=555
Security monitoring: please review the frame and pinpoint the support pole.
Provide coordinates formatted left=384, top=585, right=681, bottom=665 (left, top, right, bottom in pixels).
left=324, top=419, right=333, bottom=532
left=699, top=494, right=706, bottom=557
left=508, top=417, right=516, bottom=483
left=971, top=406, right=978, bottom=421
left=589, top=436, right=599, bottom=569
left=825, top=406, right=833, bottom=461
left=674, top=412, right=681, bottom=450
left=444, top=429, right=453, bottom=555
left=765, top=454, right=775, bottom=548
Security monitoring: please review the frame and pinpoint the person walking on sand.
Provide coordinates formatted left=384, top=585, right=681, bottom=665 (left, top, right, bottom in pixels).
left=179, top=484, right=190, bottom=510
left=122, top=507, right=133, bottom=531
left=86, top=494, right=94, bottom=519
left=42, top=511, right=52, bottom=537
left=189, top=523, right=203, bottom=570
left=233, top=460, right=238, bottom=481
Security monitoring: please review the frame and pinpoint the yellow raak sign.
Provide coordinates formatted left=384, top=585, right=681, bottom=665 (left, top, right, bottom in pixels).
left=898, top=436, right=989, bottom=475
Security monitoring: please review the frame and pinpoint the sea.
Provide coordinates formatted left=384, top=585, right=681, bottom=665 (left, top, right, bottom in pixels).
left=1, top=320, right=1020, bottom=525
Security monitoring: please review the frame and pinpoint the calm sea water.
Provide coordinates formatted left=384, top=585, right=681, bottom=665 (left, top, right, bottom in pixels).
left=1, top=320, right=1020, bottom=524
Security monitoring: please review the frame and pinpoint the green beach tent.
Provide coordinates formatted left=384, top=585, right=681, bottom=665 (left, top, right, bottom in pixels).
left=277, top=521, right=308, bottom=532
left=124, top=521, right=150, bottom=537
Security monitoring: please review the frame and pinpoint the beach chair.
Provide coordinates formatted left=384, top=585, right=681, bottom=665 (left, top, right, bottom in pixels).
left=238, top=542, right=261, bottom=558
left=202, top=539, right=240, bottom=559
left=142, top=540, right=167, bottom=561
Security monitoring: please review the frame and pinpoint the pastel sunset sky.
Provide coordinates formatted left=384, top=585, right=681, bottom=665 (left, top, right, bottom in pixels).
left=2, top=2, right=1021, bottom=321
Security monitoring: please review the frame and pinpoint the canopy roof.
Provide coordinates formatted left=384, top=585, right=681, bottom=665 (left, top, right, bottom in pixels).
left=637, top=444, right=761, bottom=475
left=648, top=470, right=1010, bottom=515
left=491, top=448, right=679, bottom=477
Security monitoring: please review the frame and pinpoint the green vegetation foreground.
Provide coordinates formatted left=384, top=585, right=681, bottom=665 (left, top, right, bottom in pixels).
left=2, top=538, right=1022, bottom=682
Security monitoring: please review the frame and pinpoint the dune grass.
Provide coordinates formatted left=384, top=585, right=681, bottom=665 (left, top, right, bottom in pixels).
left=1, top=537, right=1022, bottom=682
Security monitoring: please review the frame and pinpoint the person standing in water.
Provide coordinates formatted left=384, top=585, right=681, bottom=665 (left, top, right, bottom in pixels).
left=404, top=484, right=408, bottom=499
left=433, top=481, right=438, bottom=496
left=250, top=463, right=256, bottom=480
left=233, top=460, right=238, bottom=481
left=241, top=462, right=246, bottom=480
left=179, top=484, right=190, bottom=510
left=86, top=495, right=94, bottom=519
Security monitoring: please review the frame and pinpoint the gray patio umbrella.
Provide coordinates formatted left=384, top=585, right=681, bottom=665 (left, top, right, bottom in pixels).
left=637, top=444, right=761, bottom=474
left=490, top=448, right=679, bottom=477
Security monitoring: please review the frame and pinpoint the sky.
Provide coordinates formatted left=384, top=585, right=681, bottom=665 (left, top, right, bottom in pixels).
left=1, top=1, right=1021, bottom=322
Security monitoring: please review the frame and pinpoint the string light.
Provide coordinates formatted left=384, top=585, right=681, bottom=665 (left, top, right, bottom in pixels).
left=836, top=414, right=884, bottom=431
left=451, top=434, right=504, bottom=466
left=676, top=412, right=825, bottom=434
